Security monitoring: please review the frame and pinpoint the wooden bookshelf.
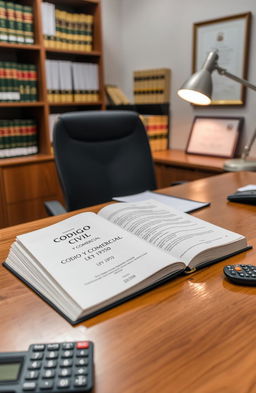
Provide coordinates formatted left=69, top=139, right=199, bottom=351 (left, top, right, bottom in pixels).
left=0, top=0, right=104, bottom=227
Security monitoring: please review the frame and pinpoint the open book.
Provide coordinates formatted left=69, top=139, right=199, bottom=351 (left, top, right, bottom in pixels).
left=4, top=200, right=250, bottom=324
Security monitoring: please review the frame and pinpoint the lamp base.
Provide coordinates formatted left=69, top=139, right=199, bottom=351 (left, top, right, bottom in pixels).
left=224, top=158, right=256, bottom=172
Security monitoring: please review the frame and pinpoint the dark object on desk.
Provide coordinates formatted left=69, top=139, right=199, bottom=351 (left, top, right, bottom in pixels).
left=45, top=111, right=156, bottom=215
left=0, top=340, right=94, bottom=392
left=227, top=190, right=256, bottom=205
left=224, top=264, right=256, bottom=286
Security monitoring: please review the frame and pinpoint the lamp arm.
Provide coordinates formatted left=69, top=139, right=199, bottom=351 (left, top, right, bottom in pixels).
left=215, top=65, right=256, bottom=92
left=241, top=128, right=256, bottom=160
left=215, top=64, right=256, bottom=160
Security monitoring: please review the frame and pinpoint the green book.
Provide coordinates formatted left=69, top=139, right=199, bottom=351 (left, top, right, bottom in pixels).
left=29, top=64, right=37, bottom=101
left=23, top=5, right=34, bottom=44
left=0, top=1, right=8, bottom=42
left=0, top=120, right=5, bottom=157
left=18, top=63, right=27, bottom=102
left=23, top=64, right=30, bottom=102
left=6, top=2, right=17, bottom=43
left=14, top=3, right=24, bottom=44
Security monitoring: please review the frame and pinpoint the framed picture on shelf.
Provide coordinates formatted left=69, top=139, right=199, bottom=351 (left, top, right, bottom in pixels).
left=192, top=13, right=251, bottom=105
left=186, top=116, right=244, bottom=158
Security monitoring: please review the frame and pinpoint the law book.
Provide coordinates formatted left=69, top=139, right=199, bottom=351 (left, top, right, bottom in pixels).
left=22, top=5, right=34, bottom=44
left=133, top=68, right=171, bottom=104
left=4, top=200, right=250, bottom=325
left=0, top=1, right=8, bottom=42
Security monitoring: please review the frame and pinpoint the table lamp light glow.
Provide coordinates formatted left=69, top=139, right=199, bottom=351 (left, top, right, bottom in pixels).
left=177, top=50, right=256, bottom=171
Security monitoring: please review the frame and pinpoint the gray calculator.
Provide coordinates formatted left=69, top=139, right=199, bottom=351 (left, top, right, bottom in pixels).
left=0, top=341, right=93, bottom=392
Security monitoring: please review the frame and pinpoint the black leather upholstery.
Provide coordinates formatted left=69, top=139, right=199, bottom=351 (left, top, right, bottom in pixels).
left=52, top=110, right=157, bottom=212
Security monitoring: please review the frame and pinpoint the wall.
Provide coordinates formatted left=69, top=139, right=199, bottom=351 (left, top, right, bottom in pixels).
left=101, top=0, right=256, bottom=156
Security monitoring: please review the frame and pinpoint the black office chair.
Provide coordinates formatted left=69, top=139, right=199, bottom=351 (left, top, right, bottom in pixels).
left=45, top=110, right=157, bottom=215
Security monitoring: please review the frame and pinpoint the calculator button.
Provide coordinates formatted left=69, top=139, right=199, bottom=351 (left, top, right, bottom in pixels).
left=47, top=343, right=60, bottom=350
left=42, top=369, right=55, bottom=378
left=28, top=361, right=42, bottom=369
left=62, top=342, right=74, bottom=350
left=75, top=367, right=88, bottom=375
left=61, top=350, right=73, bottom=358
left=76, top=341, right=89, bottom=349
left=22, top=381, right=37, bottom=390
left=39, top=380, right=54, bottom=390
left=32, top=344, right=45, bottom=352
left=25, top=371, right=39, bottom=380
left=74, top=375, right=87, bottom=387
left=57, top=378, right=71, bottom=388
left=76, top=358, right=88, bottom=366
left=59, top=368, right=72, bottom=377
left=31, top=352, right=43, bottom=360
left=46, top=351, right=58, bottom=359
left=44, top=360, right=57, bottom=368
left=76, top=349, right=89, bottom=357
left=60, top=359, right=72, bottom=367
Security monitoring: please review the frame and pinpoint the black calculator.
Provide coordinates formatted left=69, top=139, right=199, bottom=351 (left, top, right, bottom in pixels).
left=0, top=340, right=94, bottom=392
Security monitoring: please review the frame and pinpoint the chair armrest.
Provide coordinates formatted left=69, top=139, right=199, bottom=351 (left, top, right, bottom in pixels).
left=44, top=200, right=67, bottom=216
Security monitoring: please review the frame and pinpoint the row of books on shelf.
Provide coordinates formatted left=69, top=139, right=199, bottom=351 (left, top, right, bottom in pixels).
left=0, top=1, right=34, bottom=45
left=0, top=62, right=37, bottom=102
left=46, top=60, right=99, bottom=103
left=133, top=68, right=171, bottom=104
left=0, top=119, right=38, bottom=158
left=141, top=115, right=169, bottom=152
left=42, top=2, right=94, bottom=52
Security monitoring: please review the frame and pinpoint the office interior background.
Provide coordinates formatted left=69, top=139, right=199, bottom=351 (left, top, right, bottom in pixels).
left=102, top=0, right=256, bottom=156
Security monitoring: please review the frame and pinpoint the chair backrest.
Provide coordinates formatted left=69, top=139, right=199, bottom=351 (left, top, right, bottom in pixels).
left=53, top=110, right=157, bottom=211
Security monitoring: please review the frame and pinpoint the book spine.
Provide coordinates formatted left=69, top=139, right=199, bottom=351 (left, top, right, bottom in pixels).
left=0, top=120, right=4, bottom=158
left=19, top=64, right=27, bottom=102
left=14, top=3, right=24, bottom=44
left=5, top=120, right=12, bottom=157
left=30, top=119, right=38, bottom=154
left=29, top=64, right=37, bottom=102
left=6, top=2, right=17, bottom=43
left=0, top=1, right=7, bottom=42
left=73, top=13, right=79, bottom=51
left=87, top=15, right=93, bottom=52
left=12, top=119, right=19, bottom=156
left=24, top=64, right=31, bottom=101
left=54, top=8, right=60, bottom=49
left=23, top=5, right=34, bottom=44
left=77, top=14, right=83, bottom=52
left=5, top=62, right=12, bottom=101
left=0, top=62, right=4, bottom=101
left=82, top=14, right=90, bottom=52
left=12, top=62, right=20, bottom=101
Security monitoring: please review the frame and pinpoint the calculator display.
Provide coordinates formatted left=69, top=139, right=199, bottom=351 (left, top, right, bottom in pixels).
left=0, top=362, right=21, bottom=381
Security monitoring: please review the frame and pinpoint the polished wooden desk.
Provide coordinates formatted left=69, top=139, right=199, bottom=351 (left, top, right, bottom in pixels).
left=153, top=149, right=226, bottom=188
left=1, top=172, right=256, bottom=393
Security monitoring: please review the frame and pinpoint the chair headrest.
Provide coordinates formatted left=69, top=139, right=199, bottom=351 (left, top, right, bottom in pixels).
left=57, top=111, right=140, bottom=142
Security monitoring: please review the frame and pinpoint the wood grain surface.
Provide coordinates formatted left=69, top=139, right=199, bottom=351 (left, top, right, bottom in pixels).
left=1, top=171, right=256, bottom=393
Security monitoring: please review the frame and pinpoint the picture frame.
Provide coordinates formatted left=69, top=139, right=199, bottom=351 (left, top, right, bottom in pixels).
left=193, top=13, right=251, bottom=106
left=186, top=116, right=244, bottom=158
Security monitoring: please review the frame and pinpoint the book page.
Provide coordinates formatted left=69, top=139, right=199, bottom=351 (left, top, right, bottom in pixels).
left=113, top=190, right=209, bottom=213
left=15, top=212, right=180, bottom=311
left=99, top=200, right=245, bottom=266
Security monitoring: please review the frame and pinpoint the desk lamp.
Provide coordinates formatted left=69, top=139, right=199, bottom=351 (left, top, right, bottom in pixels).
left=177, top=50, right=256, bottom=171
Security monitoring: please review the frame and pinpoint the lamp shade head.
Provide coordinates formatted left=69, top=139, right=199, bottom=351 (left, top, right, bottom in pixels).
left=177, top=69, right=212, bottom=105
